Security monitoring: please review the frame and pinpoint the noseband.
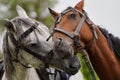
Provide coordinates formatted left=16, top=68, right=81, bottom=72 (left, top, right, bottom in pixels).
left=7, top=22, right=53, bottom=68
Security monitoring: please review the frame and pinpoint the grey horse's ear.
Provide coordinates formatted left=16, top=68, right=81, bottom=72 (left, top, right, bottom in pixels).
left=16, top=5, right=28, bottom=18
left=4, top=19, right=16, bottom=33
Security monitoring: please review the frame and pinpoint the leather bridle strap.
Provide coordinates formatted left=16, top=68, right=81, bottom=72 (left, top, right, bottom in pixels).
left=80, top=49, right=96, bottom=80
left=54, top=28, right=74, bottom=39
left=18, top=23, right=37, bottom=42
left=74, top=12, right=86, bottom=34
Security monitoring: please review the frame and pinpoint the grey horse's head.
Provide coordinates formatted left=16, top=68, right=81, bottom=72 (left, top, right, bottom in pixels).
left=3, top=5, right=81, bottom=75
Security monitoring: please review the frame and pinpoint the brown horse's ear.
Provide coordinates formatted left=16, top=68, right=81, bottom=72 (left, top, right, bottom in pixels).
left=74, top=0, right=84, bottom=11
left=48, top=8, right=59, bottom=19
left=4, top=19, right=16, bottom=33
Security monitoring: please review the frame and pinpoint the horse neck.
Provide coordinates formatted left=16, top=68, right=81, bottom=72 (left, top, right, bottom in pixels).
left=4, top=65, right=28, bottom=80
left=3, top=35, right=30, bottom=80
left=88, top=27, right=120, bottom=80
left=3, top=51, right=29, bottom=80
left=3, top=49, right=40, bottom=80
left=3, top=68, right=40, bottom=80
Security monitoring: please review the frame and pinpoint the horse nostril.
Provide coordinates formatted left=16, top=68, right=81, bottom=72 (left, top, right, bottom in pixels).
left=69, top=64, right=77, bottom=69
left=55, top=38, right=62, bottom=47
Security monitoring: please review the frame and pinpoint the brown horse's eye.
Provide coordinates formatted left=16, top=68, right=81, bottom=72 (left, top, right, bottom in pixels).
left=68, top=13, right=76, bottom=19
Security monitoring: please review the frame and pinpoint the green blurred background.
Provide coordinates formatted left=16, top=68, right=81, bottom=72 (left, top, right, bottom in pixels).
left=0, top=0, right=99, bottom=80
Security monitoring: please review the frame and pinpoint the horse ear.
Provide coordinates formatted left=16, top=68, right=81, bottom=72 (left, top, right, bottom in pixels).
left=74, top=0, right=84, bottom=11
left=16, top=5, right=29, bottom=18
left=4, top=19, right=16, bottom=33
left=48, top=8, right=59, bottom=19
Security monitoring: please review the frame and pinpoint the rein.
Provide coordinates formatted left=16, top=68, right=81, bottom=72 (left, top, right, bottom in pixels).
left=48, top=8, right=98, bottom=80
left=7, top=23, right=53, bottom=68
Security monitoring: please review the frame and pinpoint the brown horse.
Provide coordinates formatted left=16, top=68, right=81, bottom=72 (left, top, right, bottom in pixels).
left=49, top=0, right=120, bottom=80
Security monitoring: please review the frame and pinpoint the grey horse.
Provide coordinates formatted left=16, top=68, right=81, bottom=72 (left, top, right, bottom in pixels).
left=1, top=5, right=81, bottom=80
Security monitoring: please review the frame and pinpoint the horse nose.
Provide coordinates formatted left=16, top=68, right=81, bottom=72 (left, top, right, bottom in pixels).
left=54, top=38, right=62, bottom=48
left=69, top=64, right=81, bottom=69
left=69, top=63, right=81, bottom=71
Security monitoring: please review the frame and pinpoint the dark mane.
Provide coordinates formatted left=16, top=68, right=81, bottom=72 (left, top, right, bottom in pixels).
left=66, top=6, right=73, bottom=10
left=62, top=6, right=76, bottom=14
left=98, top=26, right=120, bottom=57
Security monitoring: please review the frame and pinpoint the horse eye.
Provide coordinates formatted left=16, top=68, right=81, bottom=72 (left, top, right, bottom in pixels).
left=28, top=43, right=37, bottom=48
left=69, top=13, right=76, bottom=19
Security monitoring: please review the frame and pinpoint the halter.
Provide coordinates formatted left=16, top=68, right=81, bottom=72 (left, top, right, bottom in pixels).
left=7, top=22, right=53, bottom=68
left=47, top=7, right=98, bottom=80
left=47, top=8, right=98, bottom=51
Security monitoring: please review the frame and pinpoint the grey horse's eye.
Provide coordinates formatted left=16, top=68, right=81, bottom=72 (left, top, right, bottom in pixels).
left=28, top=43, right=38, bottom=48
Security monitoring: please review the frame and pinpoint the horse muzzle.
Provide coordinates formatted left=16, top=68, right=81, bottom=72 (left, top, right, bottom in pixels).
left=53, top=38, right=74, bottom=59
left=50, top=55, right=81, bottom=75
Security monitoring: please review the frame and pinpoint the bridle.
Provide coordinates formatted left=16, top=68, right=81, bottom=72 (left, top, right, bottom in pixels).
left=47, top=7, right=98, bottom=80
left=6, top=22, right=53, bottom=68
left=49, top=8, right=98, bottom=51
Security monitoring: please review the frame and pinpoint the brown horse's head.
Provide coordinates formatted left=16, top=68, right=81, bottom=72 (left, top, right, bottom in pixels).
left=49, top=0, right=94, bottom=58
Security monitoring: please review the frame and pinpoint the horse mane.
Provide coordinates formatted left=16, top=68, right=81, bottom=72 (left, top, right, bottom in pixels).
left=2, top=32, right=14, bottom=79
left=98, top=26, right=120, bottom=57
left=109, top=33, right=120, bottom=57
left=62, top=6, right=75, bottom=13
left=65, top=6, right=73, bottom=10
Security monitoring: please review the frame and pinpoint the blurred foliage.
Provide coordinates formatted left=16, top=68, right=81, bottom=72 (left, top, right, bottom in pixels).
left=0, top=0, right=57, bottom=33
left=77, top=54, right=100, bottom=80
left=0, top=51, right=3, bottom=59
